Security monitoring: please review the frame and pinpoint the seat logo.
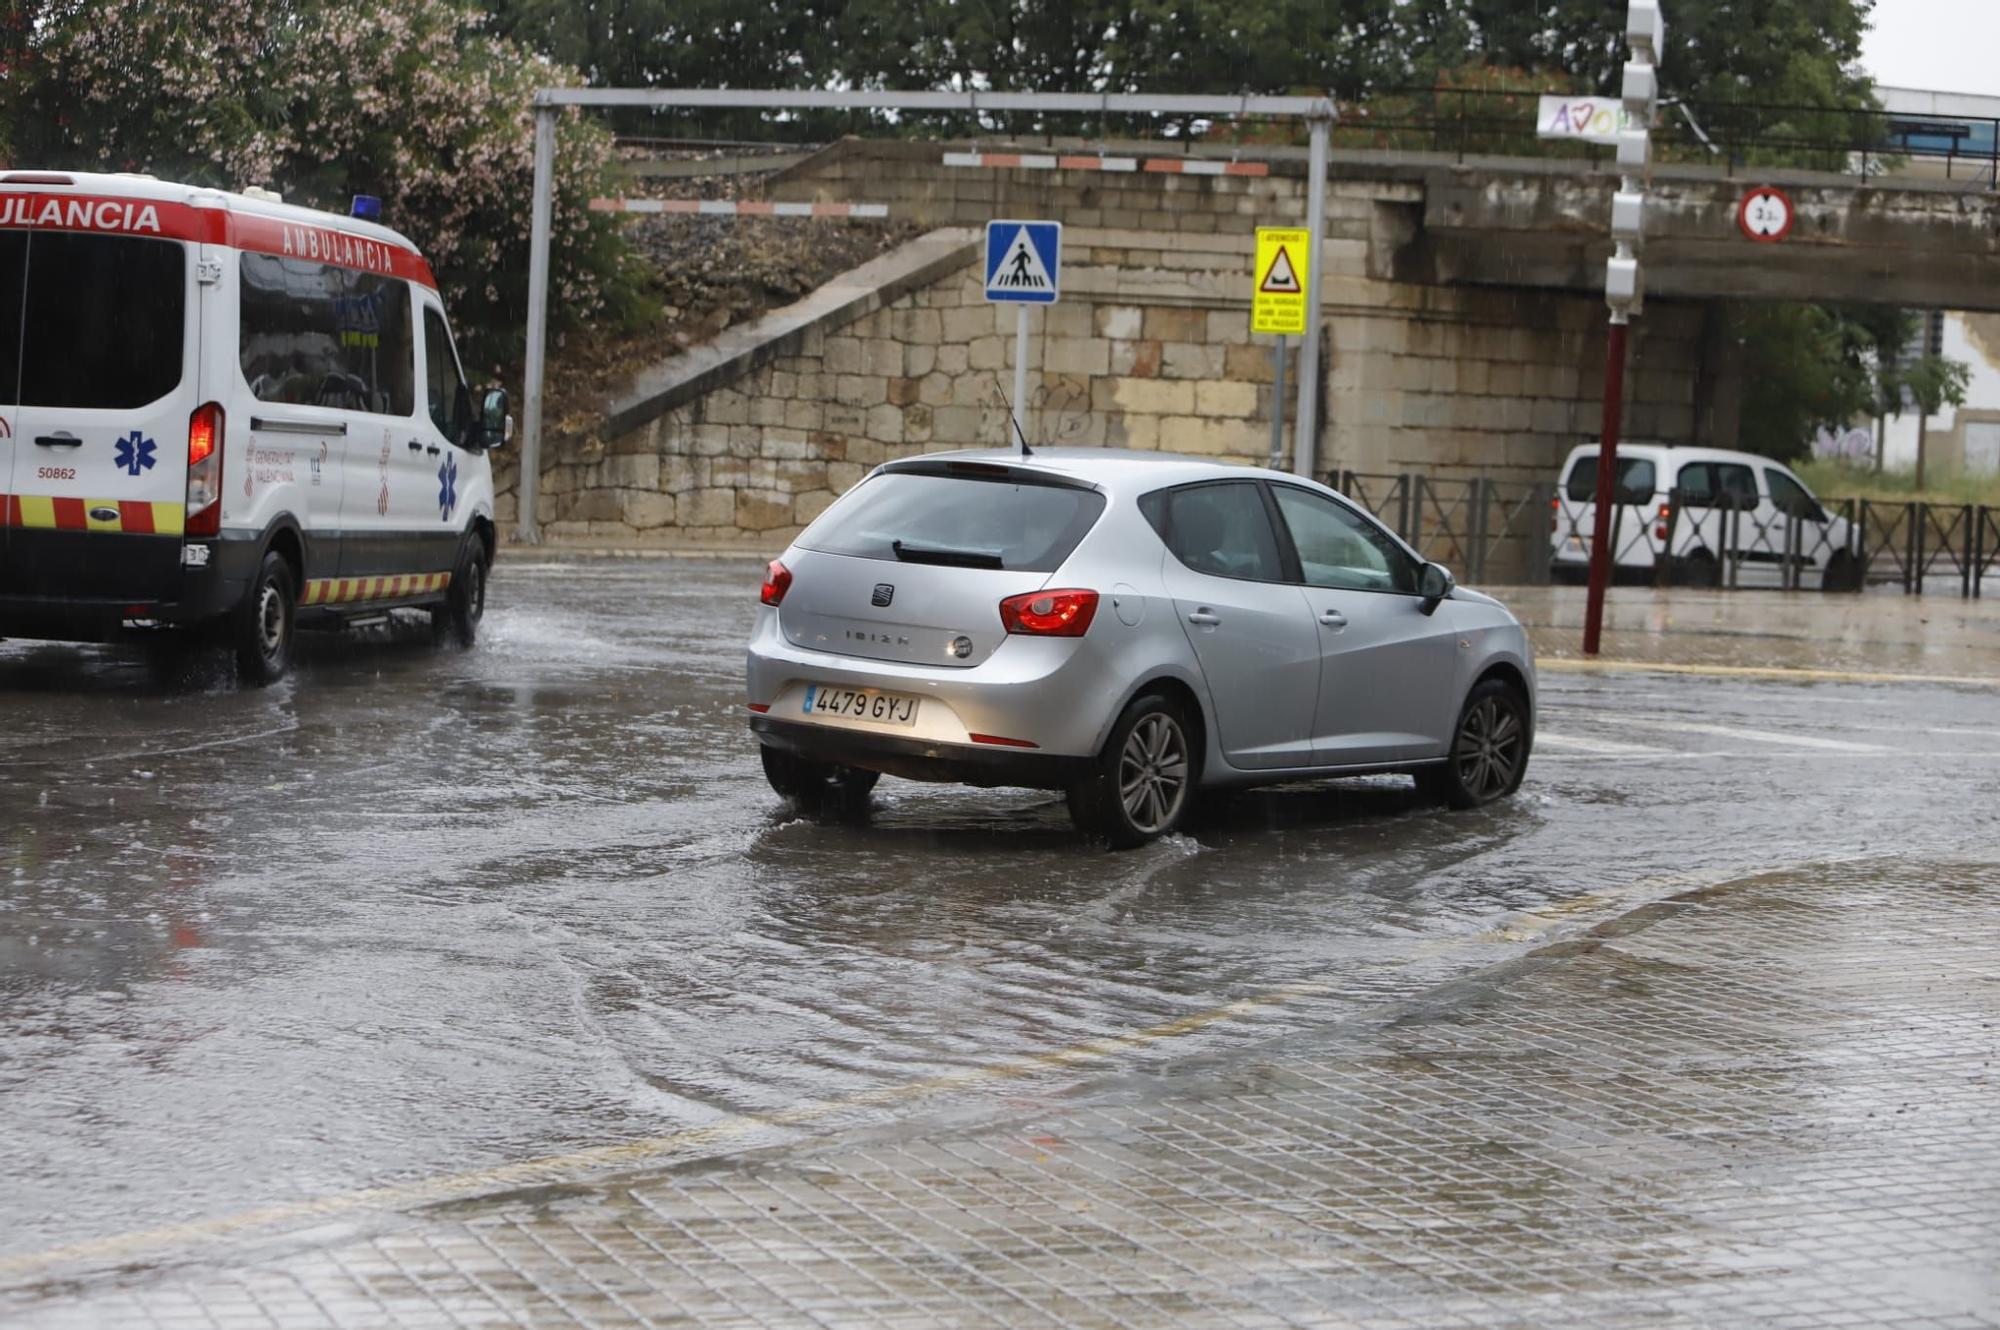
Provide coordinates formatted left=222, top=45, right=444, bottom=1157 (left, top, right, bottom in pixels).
left=871, top=583, right=895, bottom=608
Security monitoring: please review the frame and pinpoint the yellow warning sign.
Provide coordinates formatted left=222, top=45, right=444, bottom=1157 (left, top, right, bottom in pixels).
left=1252, top=227, right=1309, bottom=336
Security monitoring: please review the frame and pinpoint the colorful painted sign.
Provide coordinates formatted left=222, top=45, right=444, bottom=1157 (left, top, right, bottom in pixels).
left=1536, top=95, right=1638, bottom=146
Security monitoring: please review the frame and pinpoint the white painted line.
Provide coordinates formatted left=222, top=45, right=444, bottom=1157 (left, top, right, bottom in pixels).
left=1535, top=732, right=1668, bottom=755
left=1621, top=717, right=1887, bottom=753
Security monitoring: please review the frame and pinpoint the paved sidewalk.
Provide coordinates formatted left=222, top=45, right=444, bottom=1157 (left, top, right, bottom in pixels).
left=10, top=856, right=1996, bottom=1328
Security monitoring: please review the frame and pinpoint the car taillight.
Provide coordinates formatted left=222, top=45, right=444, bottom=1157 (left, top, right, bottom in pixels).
left=999, top=588, right=1098, bottom=637
left=1550, top=495, right=1560, bottom=534
left=760, top=559, right=792, bottom=606
left=185, top=403, right=223, bottom=538
left=1655, top=502, right=1671, bottom=541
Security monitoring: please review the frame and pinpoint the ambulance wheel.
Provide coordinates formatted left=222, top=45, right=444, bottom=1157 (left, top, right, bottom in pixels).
left=233, top=551, right=297, bottom=686
left=432, top=541, right=487, bottom=647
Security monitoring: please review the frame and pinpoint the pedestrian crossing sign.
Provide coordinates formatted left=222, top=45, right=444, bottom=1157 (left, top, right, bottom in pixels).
left=1252, top=227, right=1310, bottom=335
left=985, top=220, right=1063, bottom=304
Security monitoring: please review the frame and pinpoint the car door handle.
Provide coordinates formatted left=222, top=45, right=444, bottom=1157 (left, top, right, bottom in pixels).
left=1186, top=609, right=1221, bottom=626
left=1318, top=610, right=1348, bottom=629
left=426, top=445, right=442, bottom=457
left=34, top=433, right=81, bottom=448
left=406, top=440, right=425, bottom=453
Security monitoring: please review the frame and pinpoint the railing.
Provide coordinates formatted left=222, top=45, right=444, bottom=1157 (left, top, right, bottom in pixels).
left=1329, top=86, right=2000, bottom=188
left=1333, top=469, right=2000, bottom=597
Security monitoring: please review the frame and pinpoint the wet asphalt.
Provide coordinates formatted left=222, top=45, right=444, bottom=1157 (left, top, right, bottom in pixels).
left=3, top=557, right=1997, bottom=1267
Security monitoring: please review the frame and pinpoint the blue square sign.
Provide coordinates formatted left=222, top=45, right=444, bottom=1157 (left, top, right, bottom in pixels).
left=984, top=220, right=1062, bottom=304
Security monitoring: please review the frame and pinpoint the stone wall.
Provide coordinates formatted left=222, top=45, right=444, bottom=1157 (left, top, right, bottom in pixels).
left=509, top=142, right=1717, bottom=549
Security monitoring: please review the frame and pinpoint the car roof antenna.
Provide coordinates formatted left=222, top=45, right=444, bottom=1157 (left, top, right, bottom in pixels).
left=991, top=372, right=1034, bottom=456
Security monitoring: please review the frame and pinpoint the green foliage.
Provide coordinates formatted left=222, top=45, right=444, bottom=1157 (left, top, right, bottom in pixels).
left=1727, top=304, right=1970, bottom=462
left=13, top=0, right=648, bottom=373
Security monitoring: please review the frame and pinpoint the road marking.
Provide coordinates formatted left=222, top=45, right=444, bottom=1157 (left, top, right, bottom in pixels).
left=1534, top=731, right=1666, bottom=755
left=1538, top=658, right=2000, bottom=688
left=1615, top=716, right=1887, bottom=753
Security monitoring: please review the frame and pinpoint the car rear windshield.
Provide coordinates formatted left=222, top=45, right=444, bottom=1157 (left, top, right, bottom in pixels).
left=0, top=230, right=186, bottom=409
left=1565, top=454, right=1657, bottom=504
left=800, top=470, right=1106, bottom=573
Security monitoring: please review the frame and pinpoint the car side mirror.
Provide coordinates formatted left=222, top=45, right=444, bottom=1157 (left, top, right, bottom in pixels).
left=1418, top=562, right=1455, bottom=615
left=479, top=387, right=511, bottom=450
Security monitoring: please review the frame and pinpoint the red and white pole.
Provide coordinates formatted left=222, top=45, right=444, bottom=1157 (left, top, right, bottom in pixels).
left=1581, top=317, right=1630, bottom=656
left=1583, top=0, right=1662, bottom=656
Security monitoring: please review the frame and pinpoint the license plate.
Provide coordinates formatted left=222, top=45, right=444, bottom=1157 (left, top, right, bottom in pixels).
left=802, top=684, right=921, bottom=727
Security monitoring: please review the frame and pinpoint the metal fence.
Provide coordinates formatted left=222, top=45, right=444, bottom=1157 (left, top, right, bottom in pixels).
left=1333, top=470, right=2000, bottom=597
left=1331, top=86, right=2000, bottom=189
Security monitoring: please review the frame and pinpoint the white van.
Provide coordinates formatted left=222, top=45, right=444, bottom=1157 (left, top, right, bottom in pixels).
left=1550, top=444, right=1863, bottom=591
left=0, top=171, right=506, bottom=683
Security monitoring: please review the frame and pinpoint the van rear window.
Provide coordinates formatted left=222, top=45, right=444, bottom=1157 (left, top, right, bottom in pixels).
left=1565, top=454, right=1656, bottom=505
left=239, top=253, right=415, bottom=416
left=800, top=471, right=1105, bottom=573
left=0, top=230, right=185, bottom=409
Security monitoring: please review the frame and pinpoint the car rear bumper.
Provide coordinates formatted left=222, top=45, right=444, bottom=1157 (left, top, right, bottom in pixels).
left=0, top=530, right=255, bottom=639
left=751, top=714, right=1093, bottom=789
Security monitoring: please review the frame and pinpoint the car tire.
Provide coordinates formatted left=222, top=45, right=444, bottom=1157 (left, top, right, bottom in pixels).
left=1067, top=691, right=1196, bottom=849
left=760, top=744, right=880, bottom=817
left=1416, top=678, right=1532, bottom=811
left=1676, top=548, right=1719, bottom=588
left=432, top=538, right=488, bottom=647
left=233, top=550, right=297, bottom=686
left=1823, top=549, right=1865, bottom=594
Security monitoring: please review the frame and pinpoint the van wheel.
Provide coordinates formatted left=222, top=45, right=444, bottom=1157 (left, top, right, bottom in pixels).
left=1417, top=678, right=1532, bottom=810
left=760, top=745, right=879, bottom=818
left=1068, top=692, right=1194, bottom=849
left=432, top=540, right=487, bottom=647
left=1823, top=550, right=1865, bottom=594
left=1676, top=548, right=1719, bottom=588
left=233, top=551, right=297, bottom=686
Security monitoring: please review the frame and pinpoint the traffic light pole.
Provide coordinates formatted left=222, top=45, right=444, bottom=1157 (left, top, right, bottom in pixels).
left=1581, top=317, right=1630, bottom=656
left=1581, top=0, right=1662, bottom=656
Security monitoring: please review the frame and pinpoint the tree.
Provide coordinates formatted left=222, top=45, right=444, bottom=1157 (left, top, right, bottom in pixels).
left=1727, top=303, right=1968, bottom=464
left=17, top=0, right=647, bottom=372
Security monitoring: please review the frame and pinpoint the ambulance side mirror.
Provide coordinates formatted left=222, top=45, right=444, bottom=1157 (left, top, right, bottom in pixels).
left=478, top=388, right=511, bottom=451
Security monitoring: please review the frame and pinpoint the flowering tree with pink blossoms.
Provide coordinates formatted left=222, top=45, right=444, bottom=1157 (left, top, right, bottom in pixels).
left=18, top=0, right=646, bottom=371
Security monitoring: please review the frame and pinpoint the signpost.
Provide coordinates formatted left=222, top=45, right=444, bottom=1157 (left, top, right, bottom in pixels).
left=984, top=219, right=1062, bottom=452
left=1253, top=227, right=1310, bottom=467
left=1583, top=0, right=1663, bottom=657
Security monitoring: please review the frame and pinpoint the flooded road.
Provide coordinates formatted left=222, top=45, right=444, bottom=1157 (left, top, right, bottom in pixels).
left=4, top=558, right=1997, bottom=1265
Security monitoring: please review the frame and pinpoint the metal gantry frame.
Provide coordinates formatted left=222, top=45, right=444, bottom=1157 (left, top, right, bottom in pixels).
left=518, top=88, right=1337, bottom=543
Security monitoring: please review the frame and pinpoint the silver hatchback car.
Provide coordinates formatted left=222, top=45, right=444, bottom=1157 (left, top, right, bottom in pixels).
left=746, top=450, right=1535, bottom=846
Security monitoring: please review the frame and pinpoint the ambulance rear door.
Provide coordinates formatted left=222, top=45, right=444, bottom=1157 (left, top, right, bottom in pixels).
left=1, top=229, right=22, bottom=584
left=0, top=205, right=197, bottom=606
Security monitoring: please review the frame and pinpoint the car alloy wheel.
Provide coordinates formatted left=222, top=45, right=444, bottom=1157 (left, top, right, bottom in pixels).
left=1118, top=711, right=1189, bottom=836
left=1069, top=692, right=1195, bottom=849
left=1454, top=693, right=1524, bottom=802
left=1420, top=679, right=1531, bottom=810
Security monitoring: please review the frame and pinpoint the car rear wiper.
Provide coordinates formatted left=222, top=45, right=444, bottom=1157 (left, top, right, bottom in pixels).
left=891, top=539, right=1004, bottom=569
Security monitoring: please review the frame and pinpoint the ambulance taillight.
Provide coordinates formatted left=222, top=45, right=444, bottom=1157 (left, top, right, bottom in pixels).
left=186, top=403, right=224, bottom=538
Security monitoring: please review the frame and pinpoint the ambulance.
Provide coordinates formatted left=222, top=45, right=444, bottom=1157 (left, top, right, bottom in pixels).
left=0, top=171, right=506, bottom=683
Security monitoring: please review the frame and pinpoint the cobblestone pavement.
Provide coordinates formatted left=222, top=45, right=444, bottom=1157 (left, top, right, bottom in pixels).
left=9, top=855, right=1995, bottom=1329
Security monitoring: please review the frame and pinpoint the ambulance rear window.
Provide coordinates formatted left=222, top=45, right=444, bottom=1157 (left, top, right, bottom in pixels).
left=0, top=231, right=186, bottom=409
left=238, top=253, right=415, bottom=417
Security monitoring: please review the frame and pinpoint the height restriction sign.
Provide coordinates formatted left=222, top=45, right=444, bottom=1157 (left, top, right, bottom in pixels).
left=1252, top=227, right=1309, bottom=335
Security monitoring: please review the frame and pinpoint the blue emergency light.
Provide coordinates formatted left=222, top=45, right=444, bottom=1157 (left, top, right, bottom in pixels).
left=350, top=194, right=383, bottom=221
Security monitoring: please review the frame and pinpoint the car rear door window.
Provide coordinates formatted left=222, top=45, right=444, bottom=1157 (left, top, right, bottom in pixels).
left=1141, top=481, right=1286, bottom=582
left=1676, top=462, right=1716, bottom=506
left=1269, top=484, right=1418, bottom=593
left=1764, top=467, right=1826, bottom=521
left=1715, top=463, right=1759, bottom=509
left=15, top=232, right=185, bottom=409
left=0, top=230, right=22, bottom=410
left=1565, top=454, right=1656, bottom=504
left=799, top=470, right=1105, bottom=573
